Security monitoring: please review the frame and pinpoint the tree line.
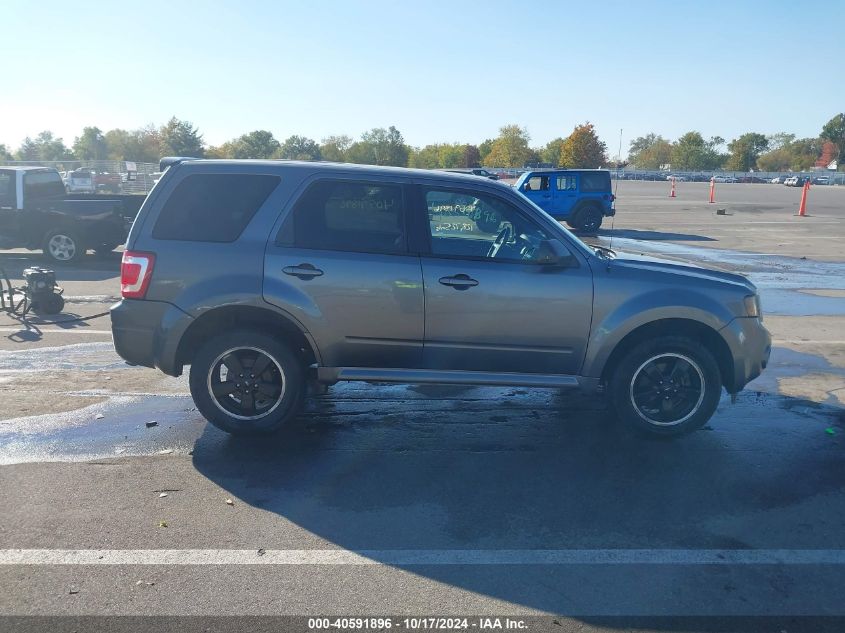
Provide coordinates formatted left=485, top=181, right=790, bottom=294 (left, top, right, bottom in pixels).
left=628, top=113, right=844, bottom=172
left=0, top=119, right=608, bottom=170
left=1, top=114, right=841, bottom=172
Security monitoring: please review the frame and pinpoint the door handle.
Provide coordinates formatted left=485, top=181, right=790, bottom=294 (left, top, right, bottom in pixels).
left=439, top=274, right=478, bottom=290
left=282, top=263, right=324, bottom=279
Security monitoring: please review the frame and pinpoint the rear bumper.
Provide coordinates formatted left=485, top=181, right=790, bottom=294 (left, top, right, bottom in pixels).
left=110, top=299, right=192, bottom=376
left=720, top=317, right=771, bottom=393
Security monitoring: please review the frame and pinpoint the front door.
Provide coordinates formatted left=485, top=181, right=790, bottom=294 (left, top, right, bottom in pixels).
left=519, top=174, right=553, bottom=213
left=264, top=178, right=424, bottom=369
left=420, top=186, right=593, bottom=375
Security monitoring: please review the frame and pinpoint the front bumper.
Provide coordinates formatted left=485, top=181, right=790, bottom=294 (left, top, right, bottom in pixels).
left=719, top=317, right=771, bottom=393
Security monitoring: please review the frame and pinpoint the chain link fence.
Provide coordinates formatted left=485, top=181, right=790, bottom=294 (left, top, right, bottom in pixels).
left=0, top=160, right=161, bottom=194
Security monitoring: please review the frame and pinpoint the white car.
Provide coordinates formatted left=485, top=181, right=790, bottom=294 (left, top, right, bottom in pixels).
left=65, top=170, right=95, bottom=193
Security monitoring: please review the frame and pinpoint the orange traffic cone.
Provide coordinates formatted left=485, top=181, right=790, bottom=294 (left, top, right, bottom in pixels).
left=669, top=176, right=676, bottom=198
left=797, top=179, right=810, bottom=216
left=709, top=177, right=715, bottom=203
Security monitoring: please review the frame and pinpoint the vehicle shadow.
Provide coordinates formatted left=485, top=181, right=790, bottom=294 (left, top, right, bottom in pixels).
left=597, top=228, right=717, bottom=242
left=190, top=384, right=845, bottom=615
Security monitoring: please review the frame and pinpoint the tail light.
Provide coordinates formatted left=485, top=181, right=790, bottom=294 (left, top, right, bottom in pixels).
left=121, top=251, right=156, bottom=299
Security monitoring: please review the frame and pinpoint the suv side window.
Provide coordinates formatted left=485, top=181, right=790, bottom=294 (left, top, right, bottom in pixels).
left=556, top=175, right=577, bottom=191
left=524, top=175, right=549, bottom=191
left=152, top=173, right=280, bottom=242
left=580, top=172, right=610, bottom=192
left=283, top=180, right=407, bottom=254
left=424, top=189, right=551, bottom=263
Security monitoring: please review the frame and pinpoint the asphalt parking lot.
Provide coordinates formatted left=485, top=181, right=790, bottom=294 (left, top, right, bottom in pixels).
left=0, top=181, right=844, bottom=630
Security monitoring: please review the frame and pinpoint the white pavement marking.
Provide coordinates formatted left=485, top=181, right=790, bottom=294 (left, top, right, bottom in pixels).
left=2, top=549, right=845, bottom=566
left=0, top=329, right=112, bottom=334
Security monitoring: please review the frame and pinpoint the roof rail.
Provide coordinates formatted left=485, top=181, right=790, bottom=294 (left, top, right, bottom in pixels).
left=159, top=157, right=197, bottom=171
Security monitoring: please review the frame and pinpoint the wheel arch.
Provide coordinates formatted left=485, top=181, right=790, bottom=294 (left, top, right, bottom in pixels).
left=598, top=318, right=734, bottom=392
left=174, top=304, right=320, bottom=373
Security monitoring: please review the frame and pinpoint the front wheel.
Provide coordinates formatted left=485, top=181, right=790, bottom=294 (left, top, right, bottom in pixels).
left=609, top=336, right=722, bottom=437
left=189, top=330, right=306, bottom=435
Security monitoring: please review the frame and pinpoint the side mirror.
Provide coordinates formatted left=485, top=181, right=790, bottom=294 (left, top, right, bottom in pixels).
left=536, top=239, right=576, bottom=268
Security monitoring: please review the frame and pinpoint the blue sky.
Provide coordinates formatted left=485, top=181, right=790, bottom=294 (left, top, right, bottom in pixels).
left=3, top=0, right=843, bottom=156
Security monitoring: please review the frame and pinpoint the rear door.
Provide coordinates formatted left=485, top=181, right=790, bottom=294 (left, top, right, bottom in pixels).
left=264, top=177, right=424, bottom=369
left=552, top=173, right=578, bottom=218
left=418, top=185, right=593, bottom=375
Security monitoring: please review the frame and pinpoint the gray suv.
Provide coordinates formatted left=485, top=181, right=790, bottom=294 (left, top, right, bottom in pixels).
left=111, top=159, right=770, bottom=437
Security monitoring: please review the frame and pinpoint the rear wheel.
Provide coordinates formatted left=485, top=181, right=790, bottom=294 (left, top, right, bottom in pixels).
left=610, top=336, right=721, bottom=437
left=575, top=206, right=603, bottom=234
left=189, top=330, right=306, bottom=435
left=43, top=229, right=84, bottom=264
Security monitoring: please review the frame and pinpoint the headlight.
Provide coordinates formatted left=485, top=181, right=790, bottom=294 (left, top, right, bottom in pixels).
left=743, top=294, right=761, bottom=319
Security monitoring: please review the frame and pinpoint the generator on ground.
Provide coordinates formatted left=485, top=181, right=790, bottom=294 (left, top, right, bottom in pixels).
left=0, top=266, right=65, bottom=316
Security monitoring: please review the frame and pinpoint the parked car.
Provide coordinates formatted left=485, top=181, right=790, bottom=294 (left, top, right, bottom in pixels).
left=514, top=169, right=615, bottom=232
left=0, top=167, right=144, bottom=262
left=111, top=158, right=770, bottom=438
left=65, top=169, right=96, bottom=193
left=94, top=171, right=122, bottom=193
left=445, top=168, right=499, bottom=180
left=771, top=176, right=789, bottom=184
left=812, top=176, right=830, bottom=185
left=784, top=176, right=808, bottom=187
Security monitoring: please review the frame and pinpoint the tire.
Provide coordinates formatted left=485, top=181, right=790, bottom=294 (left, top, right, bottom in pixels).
left=609, top=336, right=721, bottom=437
left=32, top=293, right=65, bottom=315
left=575, top=205, right=603, bottom=234
left=189, top=329, right=306, bottom=435
left=43, top=229, right=84, bottom=264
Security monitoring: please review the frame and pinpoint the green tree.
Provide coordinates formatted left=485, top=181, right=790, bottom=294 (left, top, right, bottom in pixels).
left=320, top=135, right=353, bottom=162
left=628, top=133, right=673, bottom=169
left=16, top=131, right=72, bottom=161
left=408, top=144, right=441, bottom=169
left=159, top=117, right=204, bottom=157
left=670, top=132, right=724, bottom=170
left=821, top=113, right=845, bottom=163
left=482, top=125, right=531, bottom=168
left=478, top=138, right=494, bottom=163
left=756, top=147, right=793, bottom=171
left=73, top=126, right=108, bottom=160
left=541, top=137, right=565, bottom=165
left=104, top=126, right=161, bottom=162
left=767, top=132, right=795, bottom=150
left=462, top=144, right=481, bottom=168
left=228, top=130, right=280, bottom=159
left=277, top=135, right=321, bottom=161
left=788, top=138, right=824, bottom=170
left=0, top=144, right=12, bottom=161
left=557, top=123, right=607, bottom=168
left=725, top=132, right=769, bottom=171
left=347, top=126, right=409, bottom=166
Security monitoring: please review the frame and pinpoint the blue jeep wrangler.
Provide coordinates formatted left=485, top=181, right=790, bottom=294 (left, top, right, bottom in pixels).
left=515, top=169, right=615, bottom=233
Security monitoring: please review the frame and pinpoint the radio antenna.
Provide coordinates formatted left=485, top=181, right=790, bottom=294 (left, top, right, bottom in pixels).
left=609, top=128, right=622, bottom=253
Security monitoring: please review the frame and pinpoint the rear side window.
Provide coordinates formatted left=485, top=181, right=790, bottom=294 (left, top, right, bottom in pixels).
left=282, top=180, right=407, bottom=254
left=153, top=174, right=279, bottom=242
left=580, top=172, right=610, bottom=192
left=24, top=171, right=65, bottom=198
left=556, top=175, right=576, bottom=191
